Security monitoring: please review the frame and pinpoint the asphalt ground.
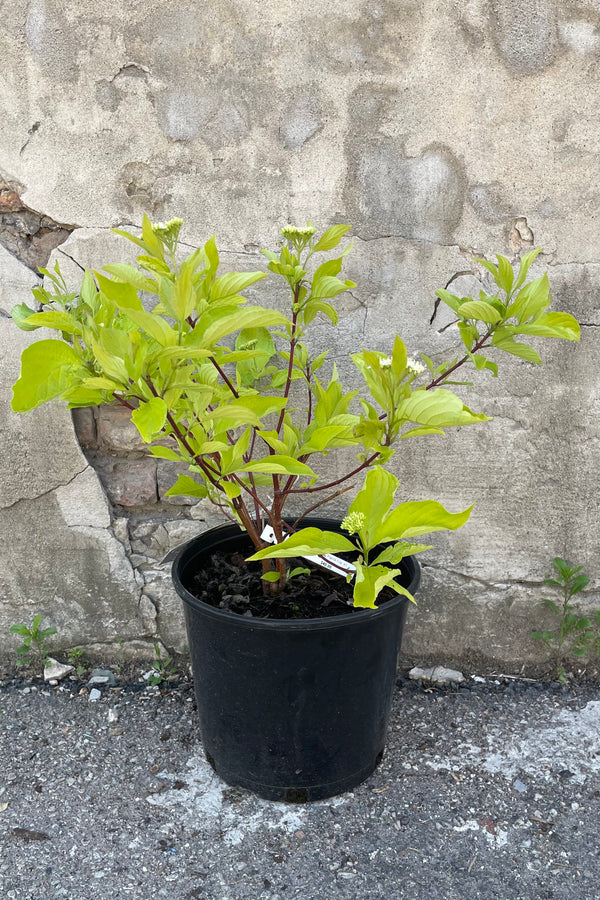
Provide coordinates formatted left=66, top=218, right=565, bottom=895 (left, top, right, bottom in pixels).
left=0, top=671, right=599, bottom=900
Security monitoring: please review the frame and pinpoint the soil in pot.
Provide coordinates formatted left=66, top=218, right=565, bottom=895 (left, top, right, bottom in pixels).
left=190, top=549, right=384, bottom=619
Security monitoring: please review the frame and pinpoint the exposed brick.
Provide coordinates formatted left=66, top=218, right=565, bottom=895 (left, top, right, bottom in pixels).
left=94, top=457, right=157, bottom=508
left=97, top=405, right=147, bottom=453
left=71, top=407, right=97, bottom=449
left=157, top=460, right=198, bottom=506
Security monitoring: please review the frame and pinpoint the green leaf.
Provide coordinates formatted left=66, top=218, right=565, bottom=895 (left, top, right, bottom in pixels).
left=399, top=425, right=446, bottom=440
left=95, top=272, right=143, bottom=311
left=102, top=263, right=157, bottom=294
left=310, top=275, right=355, bottom=300
left=473, top=257, right=499, bottom=278
left=210, top=271, right=267, bottom=301
left=507, top=273, right=550, bottom=323
left=165, top=474, right=208, bottom=499
left=347, top=468, right=398, bottom=549
left=235, top=326, right=276, bottom=386
left=172, top=265, right=195, bottom=321
left=201, top=307, right=289, bottom=345
left=9, top=624, right=31, bottom=636
left=435, top=289, right=461, bottom=313
left=20, top=310, right=82, bottom=334
left=372, top=542, right=434, bottom=565
left=313, top=225, right=351, bottom=252
left=374, top=500, right=473, bottom=544
left=352, top=560, right=416, bottom=609
left=237, top=456, right=316, bottom=477
left=148, top=446, right=183, bottom=461
left=247, top=528, right=357, bottom=561
left=131, top=397, right=168, bottom=442
left=495, top=255, right=514, bottom=295
left=12, top=340, right=81, bottom=412
left=11, top=303, right=41, bottom=331
left=514, top=312, right=580, bottom=341
left=513, top=247, right=543, bottom=292
left=396, top=388, right=491, bottom=428
left=222, top=481, right=242, bottom=500
left=261, top=571, right=281, bottom=582
left=491, top=335, right=542, bottom=364
left=141, top=213, right=165, bottom=259
left=458, top=299, right=502, bottom=325
left=122, top=308, right=177, bottom=346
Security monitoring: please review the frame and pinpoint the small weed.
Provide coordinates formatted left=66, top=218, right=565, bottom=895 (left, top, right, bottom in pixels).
left=9, top=615, right=57, bottom=666
left=66, top=647, right=87, bottom=676
left=147, top=641, right=177, bottom=687
left=533, top=557, right=600, bottom=682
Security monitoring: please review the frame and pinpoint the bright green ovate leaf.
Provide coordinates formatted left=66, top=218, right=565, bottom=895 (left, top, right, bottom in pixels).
left=473, top=257, right=499, bottom=278
left=122, top=308, right=176, bottom=347
left=491, top=334, right=542, bottom=364
left=237, top=456, right=317, bottom=477
left=94, top=272, right=143, bottom=310
left=12, top=340, right=82, bottom=411
left=310, top=275, right=355, bottom=300
left=261, top=571, right=281, bottom=582
left=352, top=560, right=415, bottom=609
left=396, top=389, right=490, bottom=428
left=141, top=213, right=166, bottom=259
left=201, top=307, right=289, bottom=346
left=457, top=299, right=502, bottom=325
left=372, top=542, right=434, bottom=565
left=495, top=255, right=514, bottom=295
left=257, top=430, right=289, bottom=455
left=62, top=388, right=106, bottom=408
left=513, top=247, right=543, bottom=292
left=82, top=376, right=121, bottom=391
left=514, top=312, right=580, bottom=341
left=347, top=468, right=398, bottom=549
left=247, top=528, right=357, bottom=561
left=507, top=273, right=550, bottom=323
left=11, top=304, right=43, bottom=331
left=210, top=271, right=267, bottom=302
left=235, top=326, right=276, bottom=386
left=398, top=426, right=446, bottom=440
left=457, top=321, right=479, bottom=350
left=172, top=265, right=194, bottom=322
left=102, top=263, right=157, bottom=294
left=298, top=424, right=355, bottom=454
left=148, top=446, right=184, bottom=461
left=165, top=474, right=208, bottom=499
left=435, top=289, right=461, bottom=313
left=90, top=339, right=128, bottom=384
left=22, top=311, right=82, bottom=335
left=131, top=397, right=168, bottom=442
left=313, top=225, right=351, bottom=252
left=374, top=500, right=473, bottom=544
left=222, top=482, right=242, bottom=500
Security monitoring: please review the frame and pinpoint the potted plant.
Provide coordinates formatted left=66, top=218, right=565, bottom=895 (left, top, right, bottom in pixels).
left=11, top=216, right=580, bottom=800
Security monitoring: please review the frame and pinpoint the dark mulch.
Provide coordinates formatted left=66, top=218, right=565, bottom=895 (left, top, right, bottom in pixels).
left=190, top=549, right=382, bottom=619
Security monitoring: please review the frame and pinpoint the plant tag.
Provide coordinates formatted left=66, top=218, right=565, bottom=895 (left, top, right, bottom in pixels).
left=260, top=525, right=356, bottom=580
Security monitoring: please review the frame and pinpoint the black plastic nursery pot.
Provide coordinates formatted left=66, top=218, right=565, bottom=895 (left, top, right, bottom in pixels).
left=172, top=518, right=420, bottom=802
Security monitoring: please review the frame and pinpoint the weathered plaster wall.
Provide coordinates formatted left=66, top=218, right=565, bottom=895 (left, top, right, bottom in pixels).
left=0, top=0, right=598, bottom=667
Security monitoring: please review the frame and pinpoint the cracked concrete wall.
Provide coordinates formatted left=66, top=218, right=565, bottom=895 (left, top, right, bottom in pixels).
left=0, top=0, right=598, bottom=667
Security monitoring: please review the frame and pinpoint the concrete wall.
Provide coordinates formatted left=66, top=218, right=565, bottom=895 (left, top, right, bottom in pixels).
left=0, top=0, right=598, bottom=668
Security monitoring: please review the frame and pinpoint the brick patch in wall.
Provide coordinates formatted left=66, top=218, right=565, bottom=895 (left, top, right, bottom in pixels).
left=96, top=404, right=147, bottom=453
left=0, top=177, right=76, bottom=270
left=92, top=456, right=158, bottom=507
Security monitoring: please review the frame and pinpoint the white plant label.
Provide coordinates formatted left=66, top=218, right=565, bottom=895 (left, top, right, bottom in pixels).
left=260, top=525, right=356, bottom=580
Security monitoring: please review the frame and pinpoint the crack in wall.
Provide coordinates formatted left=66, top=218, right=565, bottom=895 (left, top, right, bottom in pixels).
left=0, top=465, right=88, bottom=511
left=0, top=176, right=78, bottom=271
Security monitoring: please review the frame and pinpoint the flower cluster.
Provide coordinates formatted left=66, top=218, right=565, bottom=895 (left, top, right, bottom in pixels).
left=341, top=511, right=366, bottom=535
